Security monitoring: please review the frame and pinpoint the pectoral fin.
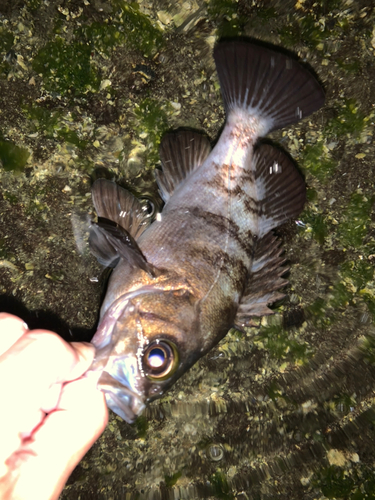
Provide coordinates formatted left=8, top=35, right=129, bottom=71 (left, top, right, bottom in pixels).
left=89, top=218, right=155, bottom=276
left=91, top=179, right=150, bottom=239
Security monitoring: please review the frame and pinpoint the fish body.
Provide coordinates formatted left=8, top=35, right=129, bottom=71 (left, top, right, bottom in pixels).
left=88, top=41, right=325, bottom=422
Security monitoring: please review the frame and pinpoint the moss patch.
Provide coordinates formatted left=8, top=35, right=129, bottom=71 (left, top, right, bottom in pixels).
left=0, top=139, right=30, bottom=172
left=336, top=191, right=374, bottom=249
left=32, top=37, right=99, bottom=96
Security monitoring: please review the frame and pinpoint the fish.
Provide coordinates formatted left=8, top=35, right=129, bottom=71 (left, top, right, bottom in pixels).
left=87, top=40, right=325, bottom=422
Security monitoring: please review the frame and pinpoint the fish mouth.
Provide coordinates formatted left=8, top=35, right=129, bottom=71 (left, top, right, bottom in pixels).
left=97, top=370, right=146, bottom=423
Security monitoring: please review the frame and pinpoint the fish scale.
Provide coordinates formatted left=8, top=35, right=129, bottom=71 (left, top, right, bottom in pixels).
left=86, top=40, right=325, bottom=422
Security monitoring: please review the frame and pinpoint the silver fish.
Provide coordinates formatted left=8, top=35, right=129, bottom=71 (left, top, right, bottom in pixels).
left=87, top=41, right=325, bottom=422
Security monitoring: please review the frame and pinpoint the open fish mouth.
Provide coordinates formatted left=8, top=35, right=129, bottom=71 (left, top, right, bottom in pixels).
left=97, top=370, right=146, bottom=423
left=86, top=332, right=147, bottom=423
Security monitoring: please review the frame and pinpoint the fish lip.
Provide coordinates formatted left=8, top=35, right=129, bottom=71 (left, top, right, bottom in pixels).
left=97, top=370, right=146, bottom=423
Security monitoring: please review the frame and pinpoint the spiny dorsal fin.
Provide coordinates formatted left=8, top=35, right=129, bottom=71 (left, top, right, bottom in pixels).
left=214, top=41, right=325, bottom=134
left=156, top=130, right=211, bottom=202
left=234, top=233, right=288, bottom=328
left=253, top=144, right=306, bottom=238
left=91, top=179, right=150, bottom=240
left=89, top=218, right=155, bottom=276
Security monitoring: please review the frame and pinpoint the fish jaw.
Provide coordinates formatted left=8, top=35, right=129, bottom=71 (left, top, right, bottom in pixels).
left=95, top=358, right=146, bottom=423
left=89, top=337, right=165, bottom=423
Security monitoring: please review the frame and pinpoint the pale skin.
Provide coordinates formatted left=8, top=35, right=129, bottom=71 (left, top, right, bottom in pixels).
left=0, top=313, right=108, bottom=500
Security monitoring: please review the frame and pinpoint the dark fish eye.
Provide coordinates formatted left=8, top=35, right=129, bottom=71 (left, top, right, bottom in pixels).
left=141, top=199, right=155, bottom=217
left=143, top=340, right=179, bottom=380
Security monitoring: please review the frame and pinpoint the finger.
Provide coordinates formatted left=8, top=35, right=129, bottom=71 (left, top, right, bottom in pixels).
left=0, top=332, right=96, bottom=444
left=67, top=342, right=96, bottom=382
left=6, top=377, right=108, bottom=500
left=0, top=314, right=28, bottom=356
left=0, top=332, right=95, bottom=394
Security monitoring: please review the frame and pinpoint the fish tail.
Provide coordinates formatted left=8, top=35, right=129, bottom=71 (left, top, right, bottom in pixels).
left=213, top=41, right=325, bottom=134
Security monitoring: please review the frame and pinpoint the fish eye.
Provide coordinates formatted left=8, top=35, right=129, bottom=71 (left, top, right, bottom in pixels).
left=143, top=340, right=179, bottom=380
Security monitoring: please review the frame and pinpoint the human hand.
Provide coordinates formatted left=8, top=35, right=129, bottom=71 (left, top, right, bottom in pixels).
left=0, top=313, right=108, bottom=500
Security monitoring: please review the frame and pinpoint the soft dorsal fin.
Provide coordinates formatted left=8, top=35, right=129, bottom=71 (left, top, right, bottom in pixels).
left=91, top=179, right=150, bottom=240
left=89, top=217, right=155, bottom=275
left=253, top=144, right=306, bottom=238
left=155, top=130, right=211, bottom=202
left=234, top=233, right=288, bottom=328
left=213, top=41, right=325, bottom=134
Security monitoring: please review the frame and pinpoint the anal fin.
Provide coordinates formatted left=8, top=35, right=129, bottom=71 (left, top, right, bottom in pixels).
left=234, top=233, right=288, bottom=328
left=254, top=144, right=306, bottom=237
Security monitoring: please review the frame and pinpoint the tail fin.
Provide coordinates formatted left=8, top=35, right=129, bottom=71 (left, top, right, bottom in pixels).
left=213, top=41, right=325, bottom=133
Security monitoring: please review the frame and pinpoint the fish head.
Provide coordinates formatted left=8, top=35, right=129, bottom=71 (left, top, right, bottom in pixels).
left=88, top=286, right=200, bottom=423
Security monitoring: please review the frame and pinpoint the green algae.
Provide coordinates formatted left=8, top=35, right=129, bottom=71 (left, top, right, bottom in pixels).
left=301, top=141, right=336, bottom=182
left=210, top=471, right=233, bottom=500
left=2, top=192, right=18, bottom=204
left=337, top=191, right=374, bottom=249
left=57, top=128, right=88, bottom=150
left=298, top=14, right=330, bottom=49
left=301, top=189, right=373, bottom=251
left=164, top=471, right=182, bottom=488
left=206, top=0, right=244, bottom=38
left=340, top=260, right=374, bottom=292
left=255, top=7, right=278, bottom=24
left=110, top=1, right=163, bottom=57
left=79, top=22, right=122, bottom=58
left=303, top=256, right=374, bottom=332
left=25, top=104, right=62, bottom=136
left=314, top=465, right=355, bottom=498
left=325, top=99, right=369, bottom=140
left=25, top=0, right=42, bottom=10
left=305, top=297, right=333, bottom=329
left=131, top=98, right=172, bottom=166
left=0, top=138, right=30, bottom=172
left=0, top=238, right=12, bottom=260
left=32, top=37, right=99, bottom=96
left=306, top=187, right=318, bottom=202
left=312, top=463, right=375, bottom=499
left=255, top=321, right=311, bottom=363
left=329, top=280, right=354, bottom=311
left=301, top=210, right=329, bottom=245
left=0, top=27, right=15, bottom=77
left=336, top=58, right=361, bottom=74
left=25, top=104, right=89, bottom=151
left=279, top=14, right=329, bottom=49
left=81, top=1, right=163, bottom=59
left=0, top=28, right=14, bottom=56
left=278, top=0, right=344, bottom=51
left=304, top=257, right=374, bottom=330
left=134, top=415, right=148, bottom=439
left=361, top=334, right=375, bottom=366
